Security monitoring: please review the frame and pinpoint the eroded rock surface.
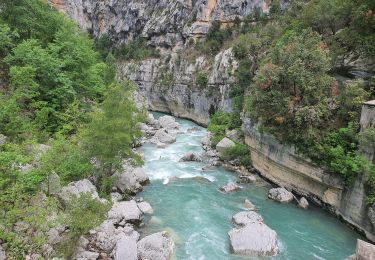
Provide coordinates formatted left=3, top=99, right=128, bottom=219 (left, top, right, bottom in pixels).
left=137, top=232, right=174, bottom=260
left=229, top=211, right=278, bottom=256
left=268, top=188, right=294, bottom=203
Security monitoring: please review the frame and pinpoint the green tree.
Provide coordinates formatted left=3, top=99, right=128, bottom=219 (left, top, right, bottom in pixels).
left=248, top=29, right=336, bottom=142
left=80, top=81, right=144, bottom=178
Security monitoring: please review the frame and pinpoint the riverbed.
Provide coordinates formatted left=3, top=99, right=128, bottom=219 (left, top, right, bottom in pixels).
left=138, top=113, right=361, bottom=260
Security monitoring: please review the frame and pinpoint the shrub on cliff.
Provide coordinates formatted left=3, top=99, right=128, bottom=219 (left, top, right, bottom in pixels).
left=221, top=143, right=252, bottom=166
left=196, top=72, right=209, bottom=88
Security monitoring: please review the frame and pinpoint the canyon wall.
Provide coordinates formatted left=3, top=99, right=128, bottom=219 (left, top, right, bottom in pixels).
left=51, top=0, right=375, bottom=242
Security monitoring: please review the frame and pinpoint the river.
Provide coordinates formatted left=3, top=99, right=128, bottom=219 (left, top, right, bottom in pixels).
left=138, top=113, right=361, bottom=260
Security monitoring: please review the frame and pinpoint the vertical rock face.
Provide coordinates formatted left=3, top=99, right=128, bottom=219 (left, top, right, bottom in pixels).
left=118, top=48, right=237, bottom=125
left=51, top=0, right=277, bottom=45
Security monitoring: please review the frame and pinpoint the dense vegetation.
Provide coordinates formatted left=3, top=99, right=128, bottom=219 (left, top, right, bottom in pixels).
left=206, top=0, right=375, bottom=200
left=0, top=0, right=144, bottom=258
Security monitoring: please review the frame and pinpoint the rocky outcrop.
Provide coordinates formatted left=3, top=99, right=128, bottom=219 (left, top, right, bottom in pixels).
left=115, top=163, right=150, bottom=194
left=228, top=211, right=278, bottom=256
left=268, top=188, right=294, bottom=203
left=58, top=179, right=101, bottom=205
left=108, top=200, right=143, bottom=225
left=137, top=232, right=174, bottom=260
left=119, top=49, right=237, bottom=126
left=179, top=152, right=203, bottom=162
left=216, top=137, right=236, bottom=154
left=243, top=115, right=375, bottom=241
left=50, top=0, right=277, bottom=46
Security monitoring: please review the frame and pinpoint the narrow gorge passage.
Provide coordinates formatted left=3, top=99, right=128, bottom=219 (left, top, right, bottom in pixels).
left=137, top=113, right=361, bottom=260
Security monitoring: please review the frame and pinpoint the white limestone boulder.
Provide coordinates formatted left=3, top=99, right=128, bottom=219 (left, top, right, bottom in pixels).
left=216, top=137, right=235, bottom=153
left=108, top=200, right=143, bottom=224
left=268, top=188, right=294, bottom=203
left=158, top=115, right=179, bottom=130
left=137, top=232, right=174, bottom=260
left=58, top=179, right=99, bottom=205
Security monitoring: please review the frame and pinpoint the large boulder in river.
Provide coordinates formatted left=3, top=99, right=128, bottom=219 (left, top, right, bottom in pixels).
left=137, top=232, right=174, bottom=260
left=154, top=129, right=177, bottom=144
left=115, top=164, right=150, bottom=194
left=268, top=187, right=294, bottom=203
left=108, top=200, right=143, bottom=225
left=228, top=223, right=278, bottom=256
left=179, top=152, right=202, bottom=162
left=158, top=115, right=179, bottom=130
left=216, top=137, right=235, bottom=153
left=58, top=179, right=99, bottom=205
left=220, top=182, right=241, bottom=193
left=229, top=211, right=278, bottom=256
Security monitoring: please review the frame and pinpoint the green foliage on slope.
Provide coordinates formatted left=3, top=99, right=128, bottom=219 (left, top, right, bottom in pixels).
left=0, top=1, right=144, bottom=258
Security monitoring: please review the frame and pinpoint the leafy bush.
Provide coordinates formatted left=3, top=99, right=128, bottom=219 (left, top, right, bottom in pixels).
left=221, top=143, right=252, bottom=166
left=196, top=72, right=208, bottom=88
left=208, top=112, right=231, bottom=146
left=60, top=193, right=110, bottom=257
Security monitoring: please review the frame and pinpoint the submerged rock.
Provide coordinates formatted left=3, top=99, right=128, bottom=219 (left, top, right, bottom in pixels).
left=137, top=232, right=174, bottom=260
left=298, top=197, right=309, bottom=209
left=156, top=142, right=167, bottom=148
left=216, top=137, right=235, bottom=154
left=243, top=199, right=256, bottom=211
left=268, top=187, right=294, bottom=203
left=220, top=182, right=241, bottom=193
left=179, top=152, right=202, bottom=162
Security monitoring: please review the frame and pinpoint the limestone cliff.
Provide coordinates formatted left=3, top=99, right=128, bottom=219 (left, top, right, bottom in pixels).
left=49, top=0, right=275, bottom=46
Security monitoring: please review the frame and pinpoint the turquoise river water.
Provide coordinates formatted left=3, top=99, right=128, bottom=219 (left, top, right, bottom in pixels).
left=138, top=113, right=362, bottom=260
